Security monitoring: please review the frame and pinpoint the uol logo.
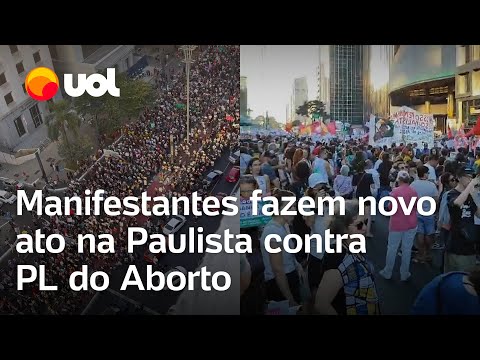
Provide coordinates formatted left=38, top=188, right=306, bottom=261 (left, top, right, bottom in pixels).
left=25, top=67, right=120, bottom=101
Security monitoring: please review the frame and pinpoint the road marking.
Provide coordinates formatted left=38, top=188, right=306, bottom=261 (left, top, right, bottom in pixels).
left=107, top=288, right=160, bottom=315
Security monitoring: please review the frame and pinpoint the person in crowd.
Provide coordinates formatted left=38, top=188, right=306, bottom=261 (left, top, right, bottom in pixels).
left=312, top=147, right=332, bottom=184
left=379, top=171, right=418, bottom=281
left=437, top=172, right=456, bottom=254
left=445, top=163, right=480, bottom=272
left=377, top=152, right=393, bottom=196
left=245, top=158, right=270, bottom=196
left=314, top=200, right=380, bottom=315
left=260, top=151, right=279, bottom=187
left=259, top=189, right=304, bottom=306
left=352, top=161, right=374, bottom=237
left=333, top=165, right=353, bottom=199
left=410, top=165, right=439, bottom=263
left=365, top=159, right=380, bottom=199
left=239, top=146, right=252, bottom=175
left=411, top=267, right=480, bottom=314
left=425, top=154, right=439, bottom=184
left=304, top=173, right=335, bottom=299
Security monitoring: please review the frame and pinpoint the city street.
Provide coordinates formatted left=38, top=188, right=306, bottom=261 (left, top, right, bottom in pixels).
left=366, top=215, right=442, bottom=315
left=83, top=151, right=238, bottom=314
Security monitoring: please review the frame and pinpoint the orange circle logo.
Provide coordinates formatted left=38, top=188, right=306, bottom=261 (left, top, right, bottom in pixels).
left=25, top=67, right=59, bottom=101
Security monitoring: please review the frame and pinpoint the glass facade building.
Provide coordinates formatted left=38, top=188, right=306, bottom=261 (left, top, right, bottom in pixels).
left=329, top=45, right=364, bottom=125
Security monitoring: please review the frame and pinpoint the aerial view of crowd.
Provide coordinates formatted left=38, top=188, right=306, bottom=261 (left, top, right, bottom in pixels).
left=0, top=45, right=239, bottom=314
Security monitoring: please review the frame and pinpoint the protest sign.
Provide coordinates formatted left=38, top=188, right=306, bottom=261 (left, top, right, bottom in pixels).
left=391, top=106, right=435, bottom=147
left=240, top=199, right=271, bottom=228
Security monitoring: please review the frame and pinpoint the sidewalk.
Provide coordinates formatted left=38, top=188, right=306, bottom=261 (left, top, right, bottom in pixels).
left=0, top=141, right=68, bottom=186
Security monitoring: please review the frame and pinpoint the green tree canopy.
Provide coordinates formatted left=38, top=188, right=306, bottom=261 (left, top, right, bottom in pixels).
left=45, top=99, right=82, bottom=146
left=58, top=135, right=94, bottom=169
left=74, top=72, right=155, bottom=137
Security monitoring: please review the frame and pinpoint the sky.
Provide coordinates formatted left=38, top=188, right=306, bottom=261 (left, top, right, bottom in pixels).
left=240, top=45, right=318, bottom=123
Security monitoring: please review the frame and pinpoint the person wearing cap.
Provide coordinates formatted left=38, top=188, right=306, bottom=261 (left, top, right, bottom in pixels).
left=379, top=170, right=419, bottom=281
left=445, top=163, right=480, bottom=272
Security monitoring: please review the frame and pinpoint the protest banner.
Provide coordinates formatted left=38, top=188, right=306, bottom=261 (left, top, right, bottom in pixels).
left=390, top=106, right=435, bottom=147
left=240, top=199, right=271, bottom=228
left=370, top=116, right=398, bottom=147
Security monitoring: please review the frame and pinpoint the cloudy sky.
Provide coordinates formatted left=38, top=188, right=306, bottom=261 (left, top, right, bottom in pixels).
left=240, top=45, right=318, bottom=123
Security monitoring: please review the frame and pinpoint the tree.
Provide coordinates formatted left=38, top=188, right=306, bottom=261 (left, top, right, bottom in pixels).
left=45, top=99, right=82, bottom=146
left=74, top=71, right=155, bottom=138
left=58, top=135, right=94, bottom=169
left=292, top=119, right=302, bottom=127
left=296, top=101, right=309, bottom=117
left=296, top=100, right=329, bottom=123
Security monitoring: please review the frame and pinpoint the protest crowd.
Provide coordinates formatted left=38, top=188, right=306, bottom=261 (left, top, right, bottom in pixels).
left=239, top=131, right=480, bottom=315
left=0, top=45, right=239, bottom=314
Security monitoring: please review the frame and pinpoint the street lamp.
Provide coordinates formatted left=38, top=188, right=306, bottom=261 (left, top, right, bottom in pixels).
left=179, top=45, right=197, bottom=143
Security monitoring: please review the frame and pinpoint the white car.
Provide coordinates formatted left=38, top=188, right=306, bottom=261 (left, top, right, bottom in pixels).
left=162, top=215, right=187, bottom=235
left=228, top=150, right=240, bottom=164
left=0, top=190, right=16, bottom=204
left=203, top=170, right=223, bottom=187
left=164, top=266, right=188, bottom=287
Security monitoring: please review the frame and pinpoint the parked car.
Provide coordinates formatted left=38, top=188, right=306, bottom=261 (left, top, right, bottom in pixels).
left=0, top=190, right=16, bottom=205
left=162, top=215, right=187, bottom=235
left=226, top=166, right=240, bottom=183
left=203, top=170, right=223, bottom=188
left=228, top=150, right=240, bottom=164
left=0, top=177, right=24, bottom=192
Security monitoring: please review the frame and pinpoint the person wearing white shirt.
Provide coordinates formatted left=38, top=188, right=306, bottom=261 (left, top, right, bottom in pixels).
left=425, top=154, right=439, bottom=184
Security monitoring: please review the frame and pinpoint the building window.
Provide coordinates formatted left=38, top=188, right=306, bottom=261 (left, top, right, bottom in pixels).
left=458, top=73, right=469, bottom=94
left=473, top=70, right=480, bottom=96
left=462, top=100, right=470, bottom=124
left=16, top=61, right=25, bottom=74
left=9, top=45, right=18, bottom=54
left=47, top=99, right=54, bottom=109
left=13, top=116, right=26, bottom=137
left=473, top=45, right=480, bottom=61
left=0, top=72, right=6, bottom=86
left=48, top=45, right=58, bottom=60
left=29, top=104, right=43, bottom=128
left=33, top=51, right=41, bottom=63
left=458, top=46, right=467, bottom=67
left=4, top=92, right=13, bottom=105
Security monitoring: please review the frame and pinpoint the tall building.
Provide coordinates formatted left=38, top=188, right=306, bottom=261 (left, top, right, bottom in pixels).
left=291, top=77, right=308, bottom=121
left=389, top=45, right=456, bottom=133
left=363, top=45, right=394, bottom=119
left=455, top=45, right=480, bottom=128
left=317, top=45, right=330, bottom=113
left=240, top=76, right=247, bottom=117
left=0, top=45, right=62, bottom=152
left=329, top=45, right=364, bottom=125
left=48, top=45, right=137, bottom=90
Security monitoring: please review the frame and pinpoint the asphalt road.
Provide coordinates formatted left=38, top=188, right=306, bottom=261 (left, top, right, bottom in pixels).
left=364, top=214, right=442, bottom=315
left=84, top=151, right=237, bottom=314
